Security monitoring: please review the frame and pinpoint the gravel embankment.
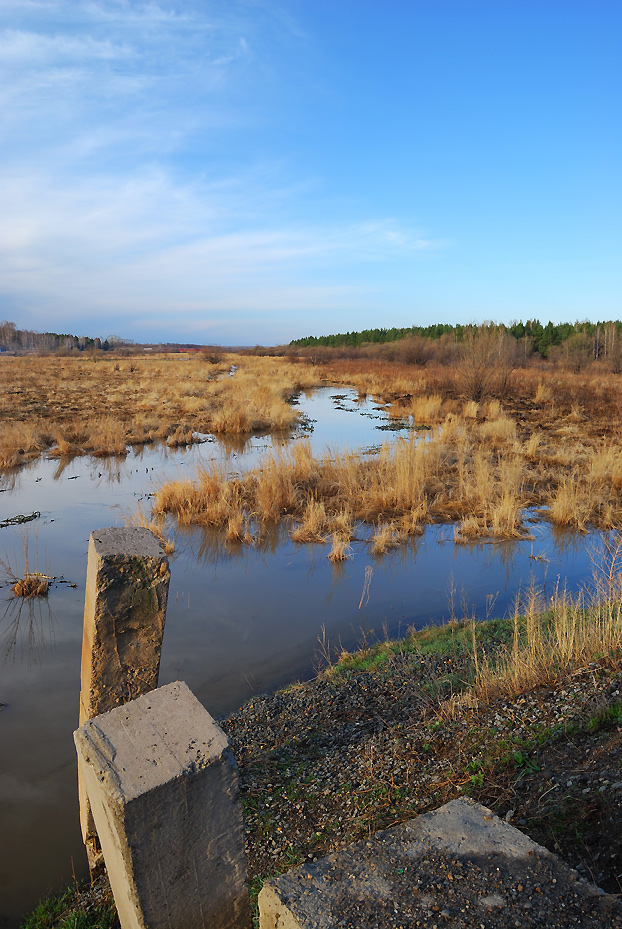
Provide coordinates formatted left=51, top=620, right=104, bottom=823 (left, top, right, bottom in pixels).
left=222, top=652, right=622, bottom=919
left=55, top=653, right=622, bottom=928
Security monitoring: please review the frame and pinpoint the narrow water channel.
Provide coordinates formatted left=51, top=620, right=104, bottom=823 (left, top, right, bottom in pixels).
left=0, top=389, right=604, bottom=924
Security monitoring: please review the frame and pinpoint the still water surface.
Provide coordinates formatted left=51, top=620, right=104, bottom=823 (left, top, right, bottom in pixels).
left=0, top=389, right=601, bottom=924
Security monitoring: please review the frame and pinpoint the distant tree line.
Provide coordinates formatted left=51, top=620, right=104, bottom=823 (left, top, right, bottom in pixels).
left=0, top=320, right=119, bottom=353
left=291, top=319, right=622, bottom=360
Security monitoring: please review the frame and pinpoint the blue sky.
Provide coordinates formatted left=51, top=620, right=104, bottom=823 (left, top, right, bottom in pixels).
left=1, top=1, right=620, bottom=345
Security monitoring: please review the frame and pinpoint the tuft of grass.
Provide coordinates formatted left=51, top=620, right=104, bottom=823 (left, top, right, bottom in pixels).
left=1, top=532, right=51, bottom=597
left=327, top=533, right=352, bottom=563
left=371, top=522, right=403, bottom=555
left=462, top=400, right=479, bottom=419
left=19, top=886, right=117, bottom=929
left=12, top=573, right=49, bottom=597
left=534, top=381, right=552, bottom=403
left=472, top=575, right=622, bottom=700
left=291, top=498, right=328, bottom=543
left=406, top=393, right=444, bottom=423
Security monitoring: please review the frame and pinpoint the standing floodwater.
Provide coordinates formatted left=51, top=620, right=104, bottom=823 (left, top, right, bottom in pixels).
left=0, top=388, right=604, bottom=925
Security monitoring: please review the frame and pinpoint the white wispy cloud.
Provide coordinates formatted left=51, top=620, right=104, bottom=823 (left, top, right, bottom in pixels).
left=0, top=28, right=133, bottom=62
left=0, top=1, right=442, bottom=341
left=0, top=1, right=255, bottom=137
left=0, top=165, right=436, bottom=335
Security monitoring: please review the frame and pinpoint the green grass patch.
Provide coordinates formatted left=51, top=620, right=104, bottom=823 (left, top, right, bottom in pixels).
left=323, top=616, right=517, bottom=682
left=585, top=698, right=622, bottom=733
left=19, top=887, right=117, bottom=929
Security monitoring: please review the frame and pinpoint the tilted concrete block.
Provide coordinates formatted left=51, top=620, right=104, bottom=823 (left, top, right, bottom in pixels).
left=79, top=527, right=170, bottom=868
left=80, top=527, right=170, bottom=724
left=75, top=681, right=250, bottom=929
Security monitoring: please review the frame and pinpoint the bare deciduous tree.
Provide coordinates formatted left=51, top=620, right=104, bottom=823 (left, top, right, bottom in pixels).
left=456, top=326, right=516, bottom=401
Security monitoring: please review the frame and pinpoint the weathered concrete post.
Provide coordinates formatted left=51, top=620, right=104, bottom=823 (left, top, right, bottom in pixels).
left=75, top=681, right=251, bottom=929
left=78, top=527, right=171, bottom=875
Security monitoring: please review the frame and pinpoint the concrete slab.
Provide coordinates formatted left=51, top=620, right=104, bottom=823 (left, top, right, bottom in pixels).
left=75, top=681, right=250, bottom=929
left=259, top=798, right=622, bottom=928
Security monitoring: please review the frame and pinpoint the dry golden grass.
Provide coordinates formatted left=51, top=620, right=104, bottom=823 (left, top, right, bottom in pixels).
left=11, top=573, right=49, bottom=598
left=473, top=574, right=622, bottom=699
left=0, top=353, right=321, bottom=467
left=0, top=422, right=47, bottom=468
left=371, top=522, right=403, bottom=555
left=327, top=533, right=352, bottom=562
left=462, top=400, right=479, bottom=419
left=406, top=393, right=444, bottom=423
left=154, top=371, right=622, bottom=549
left=154, top=415, right=530, bottom=546
left=7, top=348, right=622, bottom=546
left=534, top=381, right=553, bottom=403
left=291, top=499, right=328, bottom=543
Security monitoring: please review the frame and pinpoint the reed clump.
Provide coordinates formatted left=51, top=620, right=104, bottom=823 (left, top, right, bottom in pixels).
left=11, top=573, right=49, bottom=598
left=291, top=499, right=328, bottom=543
left=327, top=533, right=352, bottom=563
left=1, top=534, right=51, bottom=597
left=0, top=422, right=48, bottom=468
left=371, top=522, right=403, bottom=555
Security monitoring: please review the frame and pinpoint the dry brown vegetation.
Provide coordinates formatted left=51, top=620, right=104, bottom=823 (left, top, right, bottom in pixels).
left=0, top=534, right=50, bottom=597
left=468, top=558, right=622, bottom=702
left=10, top=573, right=49, bottom=598
left=5, top=344, right=622, bottom=546
left=0, top=353, right=321, bottom=468
left=154, top=359, right=622, bottom=546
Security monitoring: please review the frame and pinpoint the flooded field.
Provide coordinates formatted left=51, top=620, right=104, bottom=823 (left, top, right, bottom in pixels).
left=0, top=388, right=602, bottom=925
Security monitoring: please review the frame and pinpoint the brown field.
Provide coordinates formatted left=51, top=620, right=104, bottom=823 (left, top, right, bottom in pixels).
left=4, top=345, right=622, bottom=545
left=0, top=352, right=321, bottom=469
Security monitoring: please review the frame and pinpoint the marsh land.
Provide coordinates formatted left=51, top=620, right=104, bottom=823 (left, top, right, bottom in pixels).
left=4, top=334, right=622, bottom=926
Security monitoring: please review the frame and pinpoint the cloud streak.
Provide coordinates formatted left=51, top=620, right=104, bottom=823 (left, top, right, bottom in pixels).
left=0, top=1, right=445, bottom=342
left=0, top=166, right=436, bottom=327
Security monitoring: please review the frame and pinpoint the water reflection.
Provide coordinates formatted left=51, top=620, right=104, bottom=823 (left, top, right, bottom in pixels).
left=0, top=594, right=56, bottom=663
left=549, top=522, right=592, bottom=555
left=176, top=520, right=293, bottom=567
left=0, top=467, right=22, bottom=493
left=211, top=432, right=257, bottom=457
